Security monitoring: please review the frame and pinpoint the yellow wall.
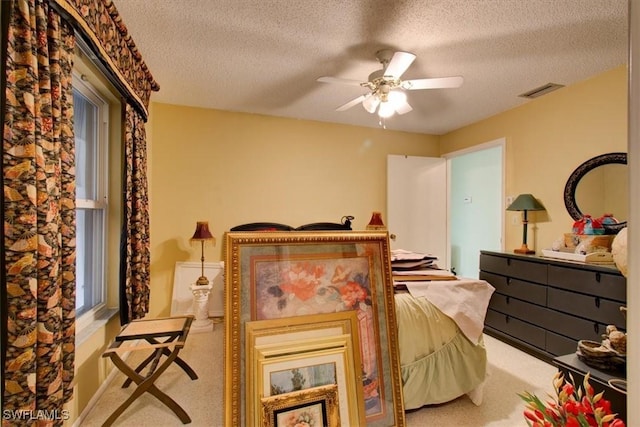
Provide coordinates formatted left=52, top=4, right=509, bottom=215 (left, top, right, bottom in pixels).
left=440, top=66, right=627, bottom=253
left=70, top=318, right=122, bottom=421
left=147, top=108, right=439, bottom=317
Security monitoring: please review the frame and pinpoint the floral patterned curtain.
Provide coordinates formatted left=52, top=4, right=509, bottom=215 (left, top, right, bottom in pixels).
left=2, top=0, right=77, bottom=420
left=120, top=104, right=151, bottom=324
left=2, top=0, right=158, bottom=419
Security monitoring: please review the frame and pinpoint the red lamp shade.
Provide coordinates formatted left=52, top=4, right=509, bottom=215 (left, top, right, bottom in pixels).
left=366, top=212, right=386, bottom=230
left=191, top=221, right=214, bottom=241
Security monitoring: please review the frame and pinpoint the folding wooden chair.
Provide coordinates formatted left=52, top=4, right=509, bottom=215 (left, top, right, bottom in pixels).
left=101, top=316, right=197, bottom=426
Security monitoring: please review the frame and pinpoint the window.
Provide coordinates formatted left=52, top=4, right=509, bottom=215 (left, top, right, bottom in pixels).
left=73, top=72, right=108, bottom=325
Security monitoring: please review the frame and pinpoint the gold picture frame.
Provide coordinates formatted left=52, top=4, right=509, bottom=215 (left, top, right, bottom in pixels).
left=261, top=384, right=340, bottom=427
left=224, top=231, right=404, bottom=426
left=254, top=333, right=363, bottom=426
left=246, top=312, right=364, bottom=427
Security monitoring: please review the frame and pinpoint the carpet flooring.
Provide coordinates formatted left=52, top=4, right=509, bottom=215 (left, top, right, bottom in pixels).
left=80, top=319, right=557, bottom=426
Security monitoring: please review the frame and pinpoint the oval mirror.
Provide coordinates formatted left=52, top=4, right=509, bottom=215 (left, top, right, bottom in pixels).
left=563, top=152, right=628, bottom=233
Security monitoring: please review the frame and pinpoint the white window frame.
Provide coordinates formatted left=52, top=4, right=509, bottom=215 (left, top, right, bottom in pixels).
left=73, top=70, right=110, bottom=334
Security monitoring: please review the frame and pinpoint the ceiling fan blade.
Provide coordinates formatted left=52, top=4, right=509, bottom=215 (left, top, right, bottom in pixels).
left=317, top=76, right=364, bottom=86
left=384, top=51, right=416, bottom=79
left=395, top=99, right=413, bottom=115
left=336, top=94, right=368, bottom=111
left=402, top=76, right=464, bottom=90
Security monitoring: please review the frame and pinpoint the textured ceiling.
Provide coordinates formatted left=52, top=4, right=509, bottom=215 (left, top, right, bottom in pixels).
left=113, top=0, right=628, bottom=135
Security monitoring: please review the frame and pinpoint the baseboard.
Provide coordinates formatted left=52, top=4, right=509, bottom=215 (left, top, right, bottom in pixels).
left=71, top=343, right=138, bottom=427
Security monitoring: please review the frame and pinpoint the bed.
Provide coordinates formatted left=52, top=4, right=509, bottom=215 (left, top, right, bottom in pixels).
left=394, top=279, right=494, bottom=410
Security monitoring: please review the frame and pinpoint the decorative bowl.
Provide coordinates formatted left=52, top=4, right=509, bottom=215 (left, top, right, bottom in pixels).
left=576, top=340, right=626, bottom=371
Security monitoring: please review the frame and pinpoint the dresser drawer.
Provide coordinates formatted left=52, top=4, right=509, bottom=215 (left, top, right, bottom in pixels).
left=485, top=309, right=546, bottom=349
left=480, top=254, right=547, bottom=284
left=546, top=331, right=579, bottom=356
left=489, top=293, right=548, bottom=324
left=548, top=265, right=626, bottom=301
left=547, top=287, right=627, bottom=326
left=480, top=271, right=546, bottom=305
left=489, top=294, right=604, bottom=341
left=539, top=308, right=607, bottom=342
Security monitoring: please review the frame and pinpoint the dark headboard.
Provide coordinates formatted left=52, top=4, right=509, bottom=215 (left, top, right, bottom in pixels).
left=230, top=215, right=354, bottom=231
left=229, top=222, right=294, bottom=231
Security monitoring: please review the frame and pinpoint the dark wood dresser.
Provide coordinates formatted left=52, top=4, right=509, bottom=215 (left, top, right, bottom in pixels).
left=479, top=250, right=627, bottom=362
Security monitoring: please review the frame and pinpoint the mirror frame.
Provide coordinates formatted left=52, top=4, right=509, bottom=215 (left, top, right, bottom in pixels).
left=563, top=152, right=627, bottom=233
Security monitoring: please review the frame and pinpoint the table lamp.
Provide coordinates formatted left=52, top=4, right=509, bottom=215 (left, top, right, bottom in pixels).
left=190, top=221, right=215, bottom=286
left=190, top=221, right=216, bottom=332
left=506, top=194, right=545, bottom=254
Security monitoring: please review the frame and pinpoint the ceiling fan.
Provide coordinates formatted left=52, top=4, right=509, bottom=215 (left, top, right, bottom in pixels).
left=317, top=49, right=464, bottom=118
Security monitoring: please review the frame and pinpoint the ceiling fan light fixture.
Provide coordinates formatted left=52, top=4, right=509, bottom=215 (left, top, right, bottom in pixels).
left=378, top=101, right=395, bottom=118
left=363, top=94, right=380, bottom=113
left=388, top=90, right=406, bottom=106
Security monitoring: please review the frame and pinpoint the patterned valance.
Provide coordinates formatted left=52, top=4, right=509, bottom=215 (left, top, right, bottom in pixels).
left=52, top=0, right=159, bottom=120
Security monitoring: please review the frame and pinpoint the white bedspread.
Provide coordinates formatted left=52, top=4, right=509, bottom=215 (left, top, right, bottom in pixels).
left=403, top=278, right=495, bottom=344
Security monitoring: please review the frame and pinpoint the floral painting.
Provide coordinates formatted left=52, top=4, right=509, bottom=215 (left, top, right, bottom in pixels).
left=263, top=384, right=340, bottom=427
left=251, top=254, right=383, bottom=416
left=276, top=404, right=324, bottom=427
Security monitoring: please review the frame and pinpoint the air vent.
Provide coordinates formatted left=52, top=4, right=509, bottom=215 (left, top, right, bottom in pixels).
left=518, top=83, right=564, bottom=99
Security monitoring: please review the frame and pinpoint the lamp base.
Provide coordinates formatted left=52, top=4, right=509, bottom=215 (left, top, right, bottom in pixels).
left=195, top=276, right=210, bottom=286
left=514, top=244, right=535, bottom=255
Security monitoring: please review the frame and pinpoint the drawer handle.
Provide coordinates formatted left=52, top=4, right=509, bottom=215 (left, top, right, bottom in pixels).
left=506, top=296, right=510, bottom=304
left=506, top=315, right=510, bottom=323
left=595, top=297, right=600, bottom=308
left=507, top=258, right=511, bottom=266
left=596, top=272, right=601, bottom=282
left=507, top=278, right=511, bottom=285
left=594, top=323, right=599, bottom=334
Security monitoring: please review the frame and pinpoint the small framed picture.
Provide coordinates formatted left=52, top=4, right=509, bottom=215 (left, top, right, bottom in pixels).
left=261, top=384, right=340, bottom=427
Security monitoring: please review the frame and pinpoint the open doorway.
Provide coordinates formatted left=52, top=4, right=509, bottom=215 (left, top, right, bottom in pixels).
left=446, top=139, right=504, bottom=278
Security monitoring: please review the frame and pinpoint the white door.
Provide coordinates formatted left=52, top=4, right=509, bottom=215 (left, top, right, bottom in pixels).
left=386, top=155, right=448, bottom=268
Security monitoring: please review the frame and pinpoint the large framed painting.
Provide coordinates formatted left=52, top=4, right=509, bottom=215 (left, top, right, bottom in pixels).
left=224, top=231, right=405, bottom=426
